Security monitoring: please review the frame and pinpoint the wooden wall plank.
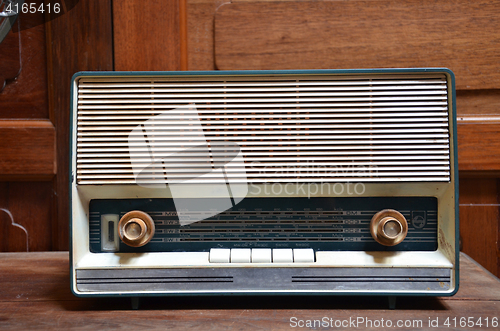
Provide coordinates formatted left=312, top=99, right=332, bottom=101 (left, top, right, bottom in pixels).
left=459, top=178, right=499, bottom=276
left=0, top=120, right=55, bottom=178
left=179, top=0, right=189, bottom=70
left=113, top=0, right=182, bottom=71
left=46, top=0, right=114, bottom=250
left=214, top=1, right=500, bottom=90
left=0, top=22, right=21, bottom=90
left=457, top=121, right=500, bottom=171
left=0, top=182, right=53, bottom=251
left=0, top=11, right=48, bottom=118
left=187, top=0, right=228, bottom=70
left=457, top=90, right=500, bottom=116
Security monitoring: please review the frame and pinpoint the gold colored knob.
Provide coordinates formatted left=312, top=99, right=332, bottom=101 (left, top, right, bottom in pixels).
left=370, top=209, right=408, bottom=246
left=118, top=211, right=155, bottom=247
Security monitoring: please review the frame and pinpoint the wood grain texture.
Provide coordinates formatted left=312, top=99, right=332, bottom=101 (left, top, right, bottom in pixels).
left=214, top=1, right=500, bottom=90
left=0, top=252, right=498, bottom=330
left=0, top=208, right=27, bottom=252
left=187, top=0, right=229, bottom=70
left=457, top=90, right=500, bottom=116
left=0, top=182, right=53, bottom=252
left=113, top=0, right=182, bottom=71
left=0, top=120, right=55, bottom=178
left=0, top=11, right=48, bottom=118
left=46, top=0, right=113, bottom=250
left=456, top=92, right=500, bottom=175
left=0, top=20, right=21, bottom=90
left=179, top=0, right=188, bottom=70
left=457, top=121, right=500, bottom=171
left=459, top=178, right=499, bottom=277
left=453, top=253, right=500, bottom=301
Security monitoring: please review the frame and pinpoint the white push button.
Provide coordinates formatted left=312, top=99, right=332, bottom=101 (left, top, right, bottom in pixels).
left=209, top=248, right=230, bottom=263
left=251, top=248, right=272, bottom=263
left=231, top=249, right=251, bottom=263
left=293, top=248, right=315, bottom=263
left=272, top=249, right=293, bottom=263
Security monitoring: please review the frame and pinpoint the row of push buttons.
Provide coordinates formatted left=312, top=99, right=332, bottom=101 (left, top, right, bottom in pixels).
left=209, top=248, right=314, bottom=263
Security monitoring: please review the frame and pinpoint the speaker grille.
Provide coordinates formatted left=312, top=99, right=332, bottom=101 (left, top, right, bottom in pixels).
left=75, top=73, right=451, bottom=185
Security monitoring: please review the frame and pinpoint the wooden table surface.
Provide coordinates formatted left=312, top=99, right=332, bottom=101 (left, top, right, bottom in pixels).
left=0, top=252, right=498, bottom=330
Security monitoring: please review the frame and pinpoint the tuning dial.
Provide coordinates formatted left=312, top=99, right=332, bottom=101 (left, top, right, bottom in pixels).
left=118, top=211, right=155, bottom=247
left=370, top=209, right=408, bottom=246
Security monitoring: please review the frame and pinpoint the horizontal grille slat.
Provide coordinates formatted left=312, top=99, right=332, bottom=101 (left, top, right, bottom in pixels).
left=77, top=161, right=450, bottom=170
left=76, top=155, right=450, bottom=163
left=77, top=174, right=451, bottom=181
left=75, top=73, right=451, bottom=184
left=78, top=102, right=448, bottom=109
left=78, top=106, right=448, bottom=115
left=79, top=149, right=449, bottom=157
left=77, top=118, right=448, bottom=127
left=77, top=128, right=450, bottom=137
left=77, top=178, right=450, bottom=185
left=77, top=124, right=449, bottom=132
left=77, top=112, right=449, bottom=122
left=78, top=139, right=450, bottom=148
left=79, top=86, right=447, bottom=94
left=78, top=144, right=450, bottom=153
left=78, top=96, right=448, bottom=104
left=78, top=134, right=450, bottom=144
left=78, top=166, right=450, bottom=173
left=77, top=74, right=446, bottom=84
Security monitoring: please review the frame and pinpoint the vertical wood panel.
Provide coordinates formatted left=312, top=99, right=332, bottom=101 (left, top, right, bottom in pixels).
left=0, top=120, right=55, bottom=178
left=187, top=0, right=226, bottom=70
left=4, top=10, right=48, bottom=118
left=456, top=90, right=500, bottom=116
left=46, top=0, right=114, bottom=250
left=459, top=178, right=500, bottom=277
left=0, top=182, right=53, bottom=251
left=0, top=22, right=21, bottom=90
left=457, top=122, right=500, bottom=171
left=113, top=0, right=183, bottom=71
left=0, top=11, right=48, bottom=118
left=179, top=0, right=188, bottom=70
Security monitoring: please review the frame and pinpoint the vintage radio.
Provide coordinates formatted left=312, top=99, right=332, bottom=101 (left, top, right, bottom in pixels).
left=70, top=69, right=458, bottom=304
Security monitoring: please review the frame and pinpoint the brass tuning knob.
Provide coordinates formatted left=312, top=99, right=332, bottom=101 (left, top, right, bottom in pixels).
left=118, top=211, right=155, bottom=247
left=370, top=209, right=408, bottom=246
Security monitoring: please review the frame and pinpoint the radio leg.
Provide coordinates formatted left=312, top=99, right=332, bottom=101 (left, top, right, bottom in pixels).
left=131, top=297, right=140, bottom=310
left=388, top=296, right=396, bottom=310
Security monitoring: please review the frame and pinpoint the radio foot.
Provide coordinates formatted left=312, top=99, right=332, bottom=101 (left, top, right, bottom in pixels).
left=388, top=296, right=396, bottom=310
left=131, top=297, right=140, bottom=310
